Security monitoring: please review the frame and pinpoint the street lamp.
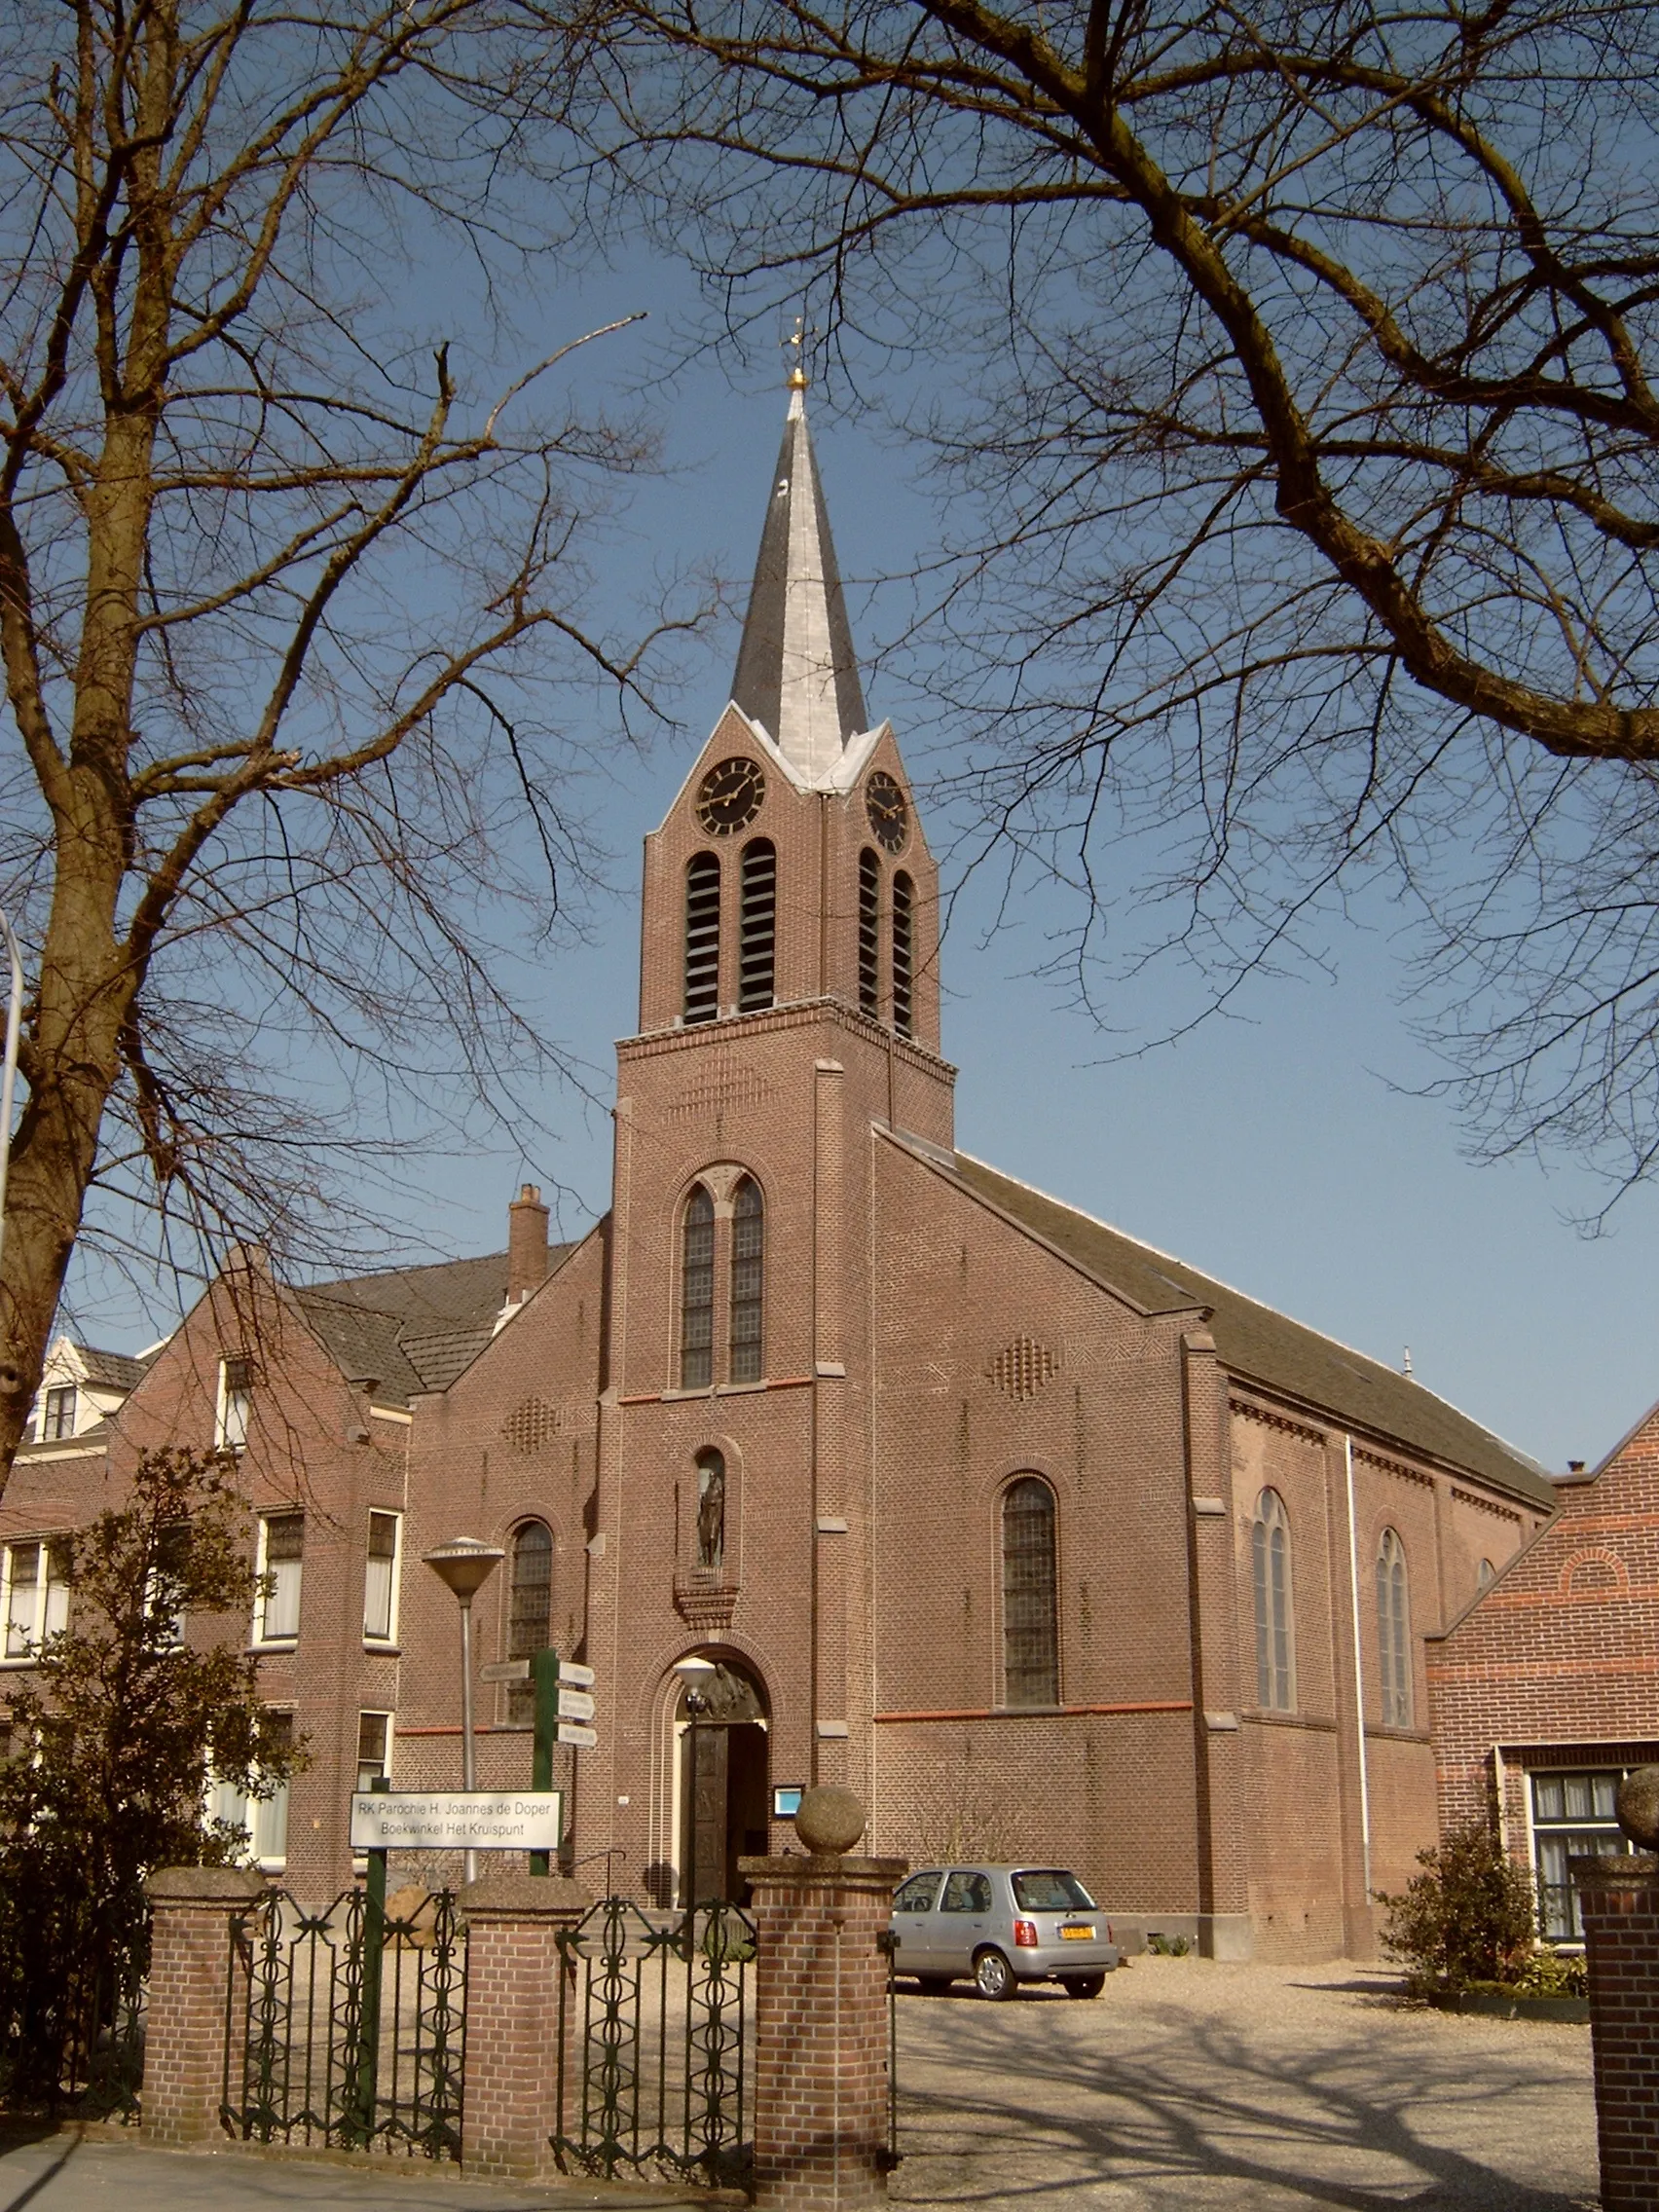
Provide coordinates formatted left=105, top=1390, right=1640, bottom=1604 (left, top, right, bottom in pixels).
left=674, top=1655, right=718, bottom=1906
left=424, top=1536, right=505, bottom=1882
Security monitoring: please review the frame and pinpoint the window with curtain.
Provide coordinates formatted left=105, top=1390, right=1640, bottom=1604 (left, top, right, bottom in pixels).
left=681, top=1187, right=716, bottom=1387
left=1251, top=1490, right=1294, bottom=1711
left=1376, top=1528, right=1413, bottom=1727
left=505, top=1521, right=553, bottom=1723
left=730, top=1177, right=764, bottom=1382
left=858, top=849, right=880, bottom=1016
left=892, top=871, right=914, bottom=1036
left=256, top=1514, right=304, bottom=1642
left=363, top=1510, right=400, bottom=1641
left=1002, top=1477, right=1059, bottom=1708
left=739, top=840, right=776, bottom=1011
left=684, top=854, right=721, bottom=1024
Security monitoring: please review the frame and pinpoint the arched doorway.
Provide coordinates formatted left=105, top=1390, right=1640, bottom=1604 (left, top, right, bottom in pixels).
left=676, top=1656, right=769, bottom=1906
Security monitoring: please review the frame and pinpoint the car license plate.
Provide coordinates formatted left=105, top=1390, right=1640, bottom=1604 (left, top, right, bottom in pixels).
left=1060, top=1925, right=1095, bottom=1940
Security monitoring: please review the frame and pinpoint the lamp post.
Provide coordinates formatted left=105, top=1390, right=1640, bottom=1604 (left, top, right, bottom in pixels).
left=423, top=1536, right=505, bottom=1882
left=674, top=1655, right=718, bottom=1906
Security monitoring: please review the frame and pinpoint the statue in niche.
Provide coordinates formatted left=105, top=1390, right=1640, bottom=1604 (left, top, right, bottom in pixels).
left=696, top=1451, right=725, bottom=1571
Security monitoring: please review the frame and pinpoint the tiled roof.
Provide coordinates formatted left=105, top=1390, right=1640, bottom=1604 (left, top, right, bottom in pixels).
left=944, top=1151, right=1555, bottom=1511
left=72, top=1345, right=150, bottom=1392
left=295, top=1243, right=579, bottom=1403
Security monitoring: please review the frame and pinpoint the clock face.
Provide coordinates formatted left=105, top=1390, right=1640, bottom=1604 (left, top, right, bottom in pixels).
left=695, top=756, right=766, bottom=835
left=866, top=770, right=909, bottom=854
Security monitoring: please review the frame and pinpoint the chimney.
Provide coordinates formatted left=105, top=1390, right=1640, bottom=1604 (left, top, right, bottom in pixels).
left=507, top=1184, right=550, bottom=1306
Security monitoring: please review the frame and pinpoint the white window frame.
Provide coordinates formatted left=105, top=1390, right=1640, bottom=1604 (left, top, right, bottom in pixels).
left=254, top=1513, right=304, bottom=1645
left=355, top=1710, right=394, bottom=1791
left=208, top=1714, right=294, bottom=1872
left=362, top=1510, right=402, bottom=1645
left=2, top=1540, right=69, bottom=1662
left=216, top=1355, right=252, bottom=1453
left=38, top=1383, right=77, bottom=1442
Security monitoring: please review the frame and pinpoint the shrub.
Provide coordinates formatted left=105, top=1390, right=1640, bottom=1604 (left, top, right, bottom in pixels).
left=1376, top=1821, right=1537, bottom=1994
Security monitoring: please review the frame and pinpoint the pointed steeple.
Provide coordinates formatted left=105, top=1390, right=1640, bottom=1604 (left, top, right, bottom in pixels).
left=730, top=378, right=868, bottom=784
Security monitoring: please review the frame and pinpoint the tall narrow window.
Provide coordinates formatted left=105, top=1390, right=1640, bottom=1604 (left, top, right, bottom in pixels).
left=40, top=1384, right=76, bottom=1441
left=256, top=1514, right=304, bottom=1642
left=1376, top=1528, right=1413, bottom=1727
left=681, top=1188, right=716, bottom=1388
left=1002, top=1476, right=1059, bottom=1708
left=695, top=1448, right=726, bottom=1570
left=892, top=871, right=914, bottom=1038
left=210, top=1711, right=293, bottom=1868
left=730, top=1177, right=764, bottom=1382
left=858, top=849, right=880, bottom=1016
left=363, top=1510, right=401, bottom=1642
left=739, top=839, right=776, bottom=1012
left=684, top=854, right=721, bottom=1025
left=2, top=1541, right=68, bottom=1659
left=1251, top=1490, right=1294, bottom=1711
left=356, top=1711, right=392, bottom=1790
left=217, top=1355, right=252, bottom=1452
left=506, top=1520, right=554, bottom=1722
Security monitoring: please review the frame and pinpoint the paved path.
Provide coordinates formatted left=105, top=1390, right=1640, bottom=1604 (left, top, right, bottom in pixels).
left=891, top=1957, right=1599, bottom=2209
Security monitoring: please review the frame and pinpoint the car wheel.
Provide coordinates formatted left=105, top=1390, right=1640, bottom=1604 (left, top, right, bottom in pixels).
left=915, top=1975, right=952, bottom=1996
left=974, top=1948, right=1015, bottom=2001
left=1064, top=1973, right=1106, bottom=2000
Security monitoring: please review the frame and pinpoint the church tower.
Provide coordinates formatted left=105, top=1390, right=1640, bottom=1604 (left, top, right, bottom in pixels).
left=584, top=374, right=956, bottom=1903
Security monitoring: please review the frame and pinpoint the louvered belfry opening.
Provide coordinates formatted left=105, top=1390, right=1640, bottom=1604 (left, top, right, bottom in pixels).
left=892, top=870, right=914, bottom=1037
left=858, top=849, right=880, bottom=1016
left=681, top=1187, right=716, bottom=1387
left=729, top=1177, right=765, bottom=1382
left=684, top=854, right=721, bottom=1025
left=1002, top=1476, right=1059, bottom=1708
left=738, top=839, right=776, bottom=1012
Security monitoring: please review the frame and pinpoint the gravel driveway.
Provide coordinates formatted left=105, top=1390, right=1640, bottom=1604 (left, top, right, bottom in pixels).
left=891, top=1956, right=1598, bottom=2210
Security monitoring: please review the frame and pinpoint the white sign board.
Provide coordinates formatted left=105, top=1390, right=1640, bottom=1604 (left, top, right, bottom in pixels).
left=558, top=1722, right=598, bottom=1749
left=558, top=1686, right=595, bottom=1721
left=350, top=1790, right=564, bottom=1853
left=559, top=1662, right=596, bottom=1688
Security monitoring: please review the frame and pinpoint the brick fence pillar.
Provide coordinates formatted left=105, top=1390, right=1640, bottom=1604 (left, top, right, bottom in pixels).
left=739, top=1849, right=907, bottom=2212
left=1573, top=1851, right=1659, bottom=2211
left=141, top=1864, right=267, bottom=2146
left=458, top=1871, right=591, bottom=2180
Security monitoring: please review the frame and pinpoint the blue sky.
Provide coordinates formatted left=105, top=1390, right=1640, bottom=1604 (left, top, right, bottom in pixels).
left=52, top=246, right=1659, bottom=1477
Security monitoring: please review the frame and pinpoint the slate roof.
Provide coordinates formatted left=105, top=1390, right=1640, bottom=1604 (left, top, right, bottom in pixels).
left=73, top=1345, right=151, bottom=1392
left=946, top=1151, right=1555, bottom=1511
left=295, top=1243, right=579, bottom=1403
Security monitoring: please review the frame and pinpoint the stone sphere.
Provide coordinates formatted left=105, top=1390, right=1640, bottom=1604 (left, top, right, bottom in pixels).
left=794, top=1786, right=866, bottom=1855
left=1617, top=1766, right=1659, bottom=1850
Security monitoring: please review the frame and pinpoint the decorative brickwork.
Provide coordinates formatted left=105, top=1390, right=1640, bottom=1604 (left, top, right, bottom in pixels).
left=1574, top=1852, right=1659, bottom=2209
left=141, top=1864, right=265, bottom=2146
left=458, top=1872, right=589, bottom=2180
left=739, top=1853, right=905, bottom=2212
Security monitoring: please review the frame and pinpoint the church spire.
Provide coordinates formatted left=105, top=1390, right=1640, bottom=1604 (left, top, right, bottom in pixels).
left=730, top=371, right=868, bottom=784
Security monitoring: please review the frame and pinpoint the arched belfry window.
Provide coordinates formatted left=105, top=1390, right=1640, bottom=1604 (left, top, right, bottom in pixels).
left=1377, top=1528, right=1413, bottom=1727
left=1002, top=1476, right=1058, bottom=1708
left=858, top=849, right=880, bottom=1017
left=1251, top=1490, right=1294, bottom=1711
left=505, top=1520, right=553, bottom=1722
left=739, top=840, right=776, bottom=1013
left=681, top=1187, right=716, bottom=1387
left=730, top=1177, right=764, bottom=1382
left=684, top=854, right=721, bottom=1025
left=892, top=872, right=914, bottom=1038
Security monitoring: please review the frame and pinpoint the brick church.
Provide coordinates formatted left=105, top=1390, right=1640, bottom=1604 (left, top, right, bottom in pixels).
left=4, top=377, right=1560, bottom=1960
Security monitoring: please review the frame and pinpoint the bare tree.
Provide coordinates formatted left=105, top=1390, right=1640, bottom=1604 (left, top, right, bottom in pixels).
left=561, top=0, right=1659, bottom=1197
left=0, top=0, right=706, bottom=1492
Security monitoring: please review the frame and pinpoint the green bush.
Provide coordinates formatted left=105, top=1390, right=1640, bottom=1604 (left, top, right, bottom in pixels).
left=1376, top=1821, right=1538, bottom=1995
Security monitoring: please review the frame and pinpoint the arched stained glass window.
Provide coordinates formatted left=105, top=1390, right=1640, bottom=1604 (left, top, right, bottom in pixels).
left=681, top=1187, right=716, bottom=1388
left=1002, top=1476, right=1058, bottom=1708
left=684, top=854, right=721, bottom=1025
left=729, top=1178, right=764, bottom=1382
left=505, top=1520, right=553, bottom=1722
left=1377, top=1528, right=1413, bottom=1727
left=739, top=840, right=776, bottom=1012
left=1251, top=1490, right=1294, bottom=1711
left=858, top=849, right=880, bottom=1017
left=892, top=871, right=914, bottom=1037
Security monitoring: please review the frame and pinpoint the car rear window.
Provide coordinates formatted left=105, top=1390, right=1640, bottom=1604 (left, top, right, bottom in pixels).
left=1012, top=1869, right=1095, bottom=1911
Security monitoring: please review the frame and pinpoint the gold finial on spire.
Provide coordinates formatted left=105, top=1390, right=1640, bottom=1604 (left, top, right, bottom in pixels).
left=786, top=313, right=808, bottom=391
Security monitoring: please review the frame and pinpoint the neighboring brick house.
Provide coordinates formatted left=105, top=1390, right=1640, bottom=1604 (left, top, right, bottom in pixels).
left=0, top=376, right=1560, bottom=1958
left=1429, top=1401, right=1659, bottom=1940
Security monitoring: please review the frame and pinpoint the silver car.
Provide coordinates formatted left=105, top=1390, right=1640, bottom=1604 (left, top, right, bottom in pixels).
left=889, top=1864, right=1121, bottom=2000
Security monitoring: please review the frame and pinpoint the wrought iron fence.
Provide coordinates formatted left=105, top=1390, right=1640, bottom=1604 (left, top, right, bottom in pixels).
left=220, top=1887, right=464, bottom=2157
left=0, top=1929, right=146, bottom=2120
left=552, top=1895, right=756, bottom=2191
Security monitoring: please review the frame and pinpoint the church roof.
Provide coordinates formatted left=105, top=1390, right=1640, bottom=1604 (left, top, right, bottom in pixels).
left=947, top=1151, right=1556, bottom=1509
left=730, top=385, right=868, bottom=781
left=295, top=1243, right=578, bottom=1402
